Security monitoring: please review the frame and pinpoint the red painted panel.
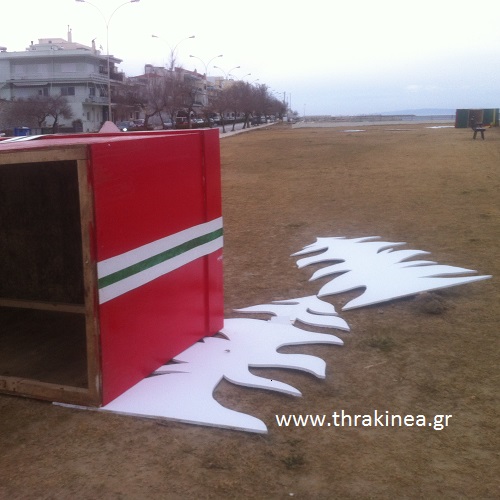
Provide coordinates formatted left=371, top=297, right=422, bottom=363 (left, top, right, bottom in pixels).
left=89, top=129, right=223, bottom=404
left=90, top=134, right=207, bottom=260
left=100, top=259, right=212, bottom=404
left=206, top=248, right=224, bottom=334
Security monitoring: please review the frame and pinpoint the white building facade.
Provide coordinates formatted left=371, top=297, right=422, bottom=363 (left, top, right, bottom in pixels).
left=0, top=32, right=123, bottom=132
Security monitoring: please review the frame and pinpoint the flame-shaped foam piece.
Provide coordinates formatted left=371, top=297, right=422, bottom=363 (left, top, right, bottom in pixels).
left=293, top=237, right=492, bottom=310
left=235, top=295, right=350, bottom=330
left=101, top=318, right=342, bottom=433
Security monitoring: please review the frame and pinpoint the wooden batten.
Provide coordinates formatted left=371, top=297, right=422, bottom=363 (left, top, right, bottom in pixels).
left=0, top=299, right=85, bottom=314
left=0, top=376, right=96, bottom=407
left=0, top=145, right=87, bottom=165
left=76, top=157, right=102, bottom=404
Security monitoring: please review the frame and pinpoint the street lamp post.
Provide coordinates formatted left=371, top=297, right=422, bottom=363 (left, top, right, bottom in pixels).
left=189, top=54, right=223, bottom=110
left=273, top=89, right=287, bottom=105
left=151, top=34, right=195, bottom=71
left=189, top=54, right=223, bottom=77
left=213, top=65, right=240, bottom=90
left=75, top=0, right=140, bottom=122
left=213, top=65, right=240, bottom=79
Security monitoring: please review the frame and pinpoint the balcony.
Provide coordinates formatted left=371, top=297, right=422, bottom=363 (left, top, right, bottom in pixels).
left=110, top=72, right=124, bottom=82
left=98, top=67, right=124, bottom=82
left=84, top=95, right=108, bottom=104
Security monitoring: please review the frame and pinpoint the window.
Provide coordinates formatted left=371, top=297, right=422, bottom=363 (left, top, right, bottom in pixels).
left=60, top=63, right=77, bottom=73
left=89, top=86, right=96, bottom=96
left=38, top=88, right=49, bottom=97
left=61, top=87, right=75, bottom=96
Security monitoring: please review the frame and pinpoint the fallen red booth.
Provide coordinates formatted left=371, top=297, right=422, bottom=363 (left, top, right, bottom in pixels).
left=0, top=129, right=223, bottom=406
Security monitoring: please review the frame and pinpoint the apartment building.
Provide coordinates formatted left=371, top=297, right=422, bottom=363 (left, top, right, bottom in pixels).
left=0, top=31, right=123, bottom=132
left=122, top=65, right=209, bottom=125
left=140, top=64, right=209, bottom=107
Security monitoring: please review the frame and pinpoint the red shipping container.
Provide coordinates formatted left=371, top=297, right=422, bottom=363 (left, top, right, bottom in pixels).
left=0, top=129, right=223, bottom=406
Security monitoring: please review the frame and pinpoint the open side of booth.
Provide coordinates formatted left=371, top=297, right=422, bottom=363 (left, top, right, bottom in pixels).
left=0, top=146, right=101, bottom=405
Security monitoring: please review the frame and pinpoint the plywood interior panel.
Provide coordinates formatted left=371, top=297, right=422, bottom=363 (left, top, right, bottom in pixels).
left=0, top=159, right=90, bottom=395
left=0, top=160, right=84, bottom=303
left=0, top=307, right=87, bottom=387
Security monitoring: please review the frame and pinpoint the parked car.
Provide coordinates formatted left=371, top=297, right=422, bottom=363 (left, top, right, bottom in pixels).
left=163, top=121, right=174, bottom=129
left=116, top=121, right=136, bottom=132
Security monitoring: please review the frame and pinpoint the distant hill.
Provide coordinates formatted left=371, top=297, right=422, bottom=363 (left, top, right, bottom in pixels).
left=381, top=108, right=455, bottom=116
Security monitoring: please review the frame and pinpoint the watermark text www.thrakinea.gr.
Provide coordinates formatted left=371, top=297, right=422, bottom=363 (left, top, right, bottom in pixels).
left=275, top=411, right=453, bottom=431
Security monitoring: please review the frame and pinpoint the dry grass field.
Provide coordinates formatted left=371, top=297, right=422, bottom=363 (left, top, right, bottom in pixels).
left=1, top=123, right=498, bottom=498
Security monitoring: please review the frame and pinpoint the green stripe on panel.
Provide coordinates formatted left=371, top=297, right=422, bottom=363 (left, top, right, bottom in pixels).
left=98, top=228, right=223, bottom=290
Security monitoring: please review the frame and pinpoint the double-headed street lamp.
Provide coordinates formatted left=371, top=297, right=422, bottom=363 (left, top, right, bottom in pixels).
left=213, top=65, right=241, bottom=90
left=189, top=54, right=223, bottom=77
left=189, top=54, right=222, bottom=110
left=213, top=65, right=240, bottom=80
left=151, top=34, right=195, bottom=71
left=75, top=0, right=140, bottom=122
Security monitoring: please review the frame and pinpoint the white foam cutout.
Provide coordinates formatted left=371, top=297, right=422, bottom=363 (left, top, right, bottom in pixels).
left=101, top=318, right=343, bottom=433
left=293, top=236, right=491, bottom=309
left=235, top=295, right=350, bottom=330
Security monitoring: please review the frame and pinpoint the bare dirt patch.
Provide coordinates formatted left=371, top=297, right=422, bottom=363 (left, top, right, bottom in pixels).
left=1, top=124, right=498, bottom=498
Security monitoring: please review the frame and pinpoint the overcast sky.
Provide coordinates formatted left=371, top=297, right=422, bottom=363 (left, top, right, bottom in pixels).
left=3, top=0, right=500, bottom=115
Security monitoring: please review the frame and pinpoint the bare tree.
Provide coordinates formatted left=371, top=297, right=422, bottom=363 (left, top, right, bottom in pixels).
left=207, top=87, right=231, bottom=133
left=239, top=82, right=256, bottom=129
left=224, top=81, right=247, bottom=131
left=0, top=99, right=7, bottom=131
left=122, top=74, right=165, bottom=128
left=2, top=95, right=72, bottom=132
left=2, top=98, right=38, bottom=129
left=120, top=68, right=199, bottom=129
left=179, top=76, right=203, bottom=128
left=253, top=84, right=287, bottom=122
left=162, top=69, right=188, bottom=128
left=46, top=95, right=73, bottom=133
